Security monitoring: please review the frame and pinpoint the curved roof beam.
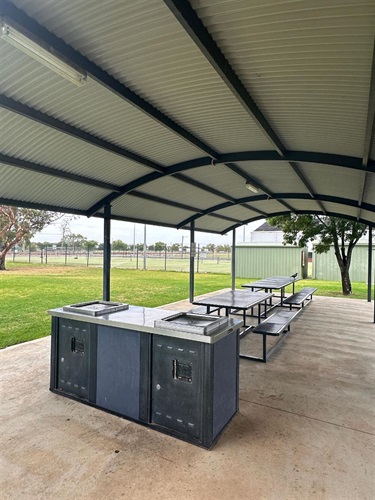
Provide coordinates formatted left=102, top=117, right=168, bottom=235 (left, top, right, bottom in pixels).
left=4, top=193, right=374, bottom=232
left=217, top=151, right=375, bottom=172
left=1, top=1, right=294, bottom=215
left=223, top=211, right=375, bottom=235
left=164, top=0, right=326, bottom=213
left=87, top=149, right=374, bottom=215
left=177, top=193, right=375, bottom=229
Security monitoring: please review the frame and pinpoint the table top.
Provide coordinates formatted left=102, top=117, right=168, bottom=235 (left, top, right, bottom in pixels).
left=193, top=290, right=273, bottom=309
left=242, top=276, right=300, bottom=290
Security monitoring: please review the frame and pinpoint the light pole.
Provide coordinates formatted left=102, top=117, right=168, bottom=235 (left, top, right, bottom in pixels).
left=133, top=224, right=136, bottom=259
left=143, top=224, right=147, bottom=270
left=181, top=235, right=189, bottom=258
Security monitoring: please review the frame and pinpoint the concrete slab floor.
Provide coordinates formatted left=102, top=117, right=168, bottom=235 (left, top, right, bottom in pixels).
left=0, top=295, right=374, bottom=500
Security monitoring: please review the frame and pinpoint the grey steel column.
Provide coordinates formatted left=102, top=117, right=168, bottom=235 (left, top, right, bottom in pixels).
left=103, top=204, right=111, bottom=301
left=189, top=222, right=195, bottom=303
left=143, top=224, right=147, bottom=270
left=231, top=229, right=236, bottom=291
left=368, top=226, right=372, bottom=302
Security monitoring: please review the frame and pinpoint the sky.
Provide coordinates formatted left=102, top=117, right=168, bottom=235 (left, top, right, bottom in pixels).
left=33, top=216, right=264, bottom=247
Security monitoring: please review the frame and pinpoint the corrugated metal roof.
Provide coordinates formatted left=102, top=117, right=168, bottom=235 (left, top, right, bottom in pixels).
left=0, top=43, right=205, bottom=166
left=109, top=194, right=193, bottom=227
left=10, top=0, right=272, bottom=154
left=0, top=163, right=110, bottom=210
left=0, top=109, right=153, bottom=185
left=136, top=176, right=225, bottom=209
left=0, top=0, right=374, bottom=234
left=194, top=0, right=374, bottom=156
left=298, top=163, right=365, bottom=200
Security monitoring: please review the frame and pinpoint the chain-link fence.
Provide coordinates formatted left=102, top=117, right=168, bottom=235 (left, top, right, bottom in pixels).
left=7, top=245, right=232, bottom=274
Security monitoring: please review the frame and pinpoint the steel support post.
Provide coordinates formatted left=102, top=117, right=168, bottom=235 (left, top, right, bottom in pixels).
left=189, top=222, right=195, bottom=303
left=231, top=229, right=236, bottom=291
left=103, top=204, right=111, bottom=301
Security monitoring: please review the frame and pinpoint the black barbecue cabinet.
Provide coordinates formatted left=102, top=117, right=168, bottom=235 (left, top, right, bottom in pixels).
left=49, top=302, right=241, bottom=448
left=55, top=318, right=97, bottom=402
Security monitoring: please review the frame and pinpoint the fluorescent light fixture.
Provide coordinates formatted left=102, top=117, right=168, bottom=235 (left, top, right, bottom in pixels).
left=0, top=21, right=87, bottom=86
left=245, top=181, right=259, bottom=193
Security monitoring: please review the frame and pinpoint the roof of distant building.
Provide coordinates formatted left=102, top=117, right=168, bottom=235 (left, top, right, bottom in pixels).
left=254, top=222, right=282, bottom=232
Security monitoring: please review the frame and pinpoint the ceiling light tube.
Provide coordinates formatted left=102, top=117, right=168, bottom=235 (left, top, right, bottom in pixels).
left=0, top=21, right=87, bottom=87
left=245, top=181, right=259, bottom=193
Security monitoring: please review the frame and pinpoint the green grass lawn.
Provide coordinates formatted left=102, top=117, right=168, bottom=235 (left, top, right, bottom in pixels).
left=0, top=263, right=370, bottom=349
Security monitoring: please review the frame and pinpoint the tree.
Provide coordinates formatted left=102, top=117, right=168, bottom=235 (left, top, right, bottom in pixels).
left=82, top=240, right=98, bottom=251
left=205, top=243, right=216, bottom=253
left=112, top=239, right=129, bottom=251
left=268, top=215, right=368, bottom=295
left=0, top=206, right=63, bottom=270
left=64, top=233, right=87, bottom=251
left=154, top=241, right=166, bottom=252
left=216, top=244, right=231, bottom=253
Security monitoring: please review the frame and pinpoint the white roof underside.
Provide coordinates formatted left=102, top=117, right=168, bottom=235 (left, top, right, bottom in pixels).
left=1, top=0, right=374, bottom=234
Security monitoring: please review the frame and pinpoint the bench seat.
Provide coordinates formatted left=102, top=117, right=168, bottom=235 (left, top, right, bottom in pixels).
left=283, top=287, right=317, bottom=308
left=252, top=309, right=300, bottom=336
left=248, top=308, right=300, bottom=363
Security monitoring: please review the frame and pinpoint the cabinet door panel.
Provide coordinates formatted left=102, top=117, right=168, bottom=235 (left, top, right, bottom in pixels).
left=151, top=335, right=203, bottom=439
left=58, top=320, right=90, bottom=399
left=96, top=326, right=140, bottom=420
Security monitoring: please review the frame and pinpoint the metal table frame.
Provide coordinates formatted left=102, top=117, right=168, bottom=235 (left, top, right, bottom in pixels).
left=192, top=290, right=274, bottom=362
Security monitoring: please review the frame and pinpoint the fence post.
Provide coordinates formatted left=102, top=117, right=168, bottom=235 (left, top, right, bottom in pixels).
left=136, top=249, right=139, bottom=269
left=87, top=246, right=90, bottom=267
left=29, top=245, right=31, bottom=263
left=197, top=244, right=200, bottom=273
left=65, top=245, right=68, bottom=265
left=40, top=246, right=43, bottom=264
left=45, top=246, right=48, bottom=264
left=164, top=246, right=167, bottom=271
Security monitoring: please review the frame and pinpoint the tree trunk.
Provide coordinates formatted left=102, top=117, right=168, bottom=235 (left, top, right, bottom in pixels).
left=0, top=255, right=6, bottom=270
left=340, top=265, right=352, bottom=295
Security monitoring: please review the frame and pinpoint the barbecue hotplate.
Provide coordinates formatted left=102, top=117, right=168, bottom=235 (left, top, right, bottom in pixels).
left=63, top=300, right=129, bottom=316
left=154, top=312, right=227, bottom=335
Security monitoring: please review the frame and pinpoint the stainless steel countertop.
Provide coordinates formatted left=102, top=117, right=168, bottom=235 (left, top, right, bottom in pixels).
left=49, top=305, right=242, bottom=344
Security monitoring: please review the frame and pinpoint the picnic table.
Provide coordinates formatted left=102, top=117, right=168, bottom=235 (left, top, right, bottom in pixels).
left=241, top=275, right=300, bottom=307
left=192, top=289, right=273, bottom=329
